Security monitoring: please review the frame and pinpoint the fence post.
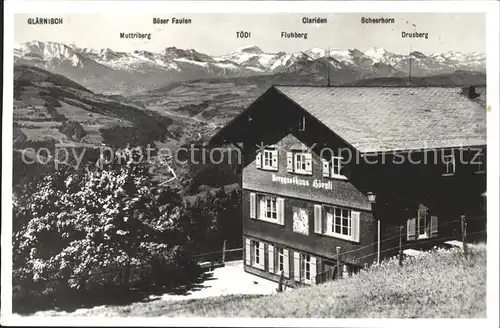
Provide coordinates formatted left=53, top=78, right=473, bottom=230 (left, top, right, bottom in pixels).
left=222, top=240, right=227, bottom=264
left=461, top=215, right=468, bottom=259
left=336, top=246, right=342, bottom=280
left=399, top=226, right=404, bottom=267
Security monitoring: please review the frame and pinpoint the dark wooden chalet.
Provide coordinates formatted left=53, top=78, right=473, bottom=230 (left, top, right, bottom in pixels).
left=210, top=85, right=486, bottom=287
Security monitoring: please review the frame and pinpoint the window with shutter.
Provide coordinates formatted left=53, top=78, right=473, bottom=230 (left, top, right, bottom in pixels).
left=256, top=195, right=276, bottom=221
left=249, top=193, right=256, bottom=219
left=251, top=240, right=264, bottom=270
left=331, top=155, right=347, bottom=179
left=351, top=211, right=360, bottom=243
left=430, top=216, right=438, bottom=238
left=310, top=256, right=317, bottom=285
left=277, top=198, right=285, bottom=225
left=256, top=152, right=261, bottom=169
left=314, top=204, right=322, bottom=234
left=417, top=204, right=429, bottom=239
left=324, top=206, right=355, bottom=242
left=270, top=149, right=278, bottom=170
left=283, top=249, right=290, bottom=278
left=293, top=252, right=300, bottom=282
left=276, top=247, right=284, bottom=273
left=293, top=152, right=313, bottom=175
left=268, top=245, right=274, bottom=273
left=262, top=147, right=278, bottom=171
left=258, top=242, right=265, bottom=270
left=299, top=253, right=312, bottom=285
left=245, top=238, right=251, bottom=265
left=322, top=158, right=330, bottom=177
left=407, top=218, right=417, bottom=241
left=286, top=152, right=294, bottom=172
left=304, top=153, right=312, bottom=175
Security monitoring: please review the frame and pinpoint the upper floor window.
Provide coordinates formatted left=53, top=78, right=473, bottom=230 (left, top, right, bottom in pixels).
left=407, top=205, right=438, bottom=241
left=287, top=151, right=312, bottom=175
left=249, top=192, right=285, bottom=225
left=441, top=149, right=455, bottom=176
left=314, top=204, right=360, bottom=243
left=327, top=207, right=352, bottom=238
left=256, top=146, right=278, bottom=171
left=322, top=154, right=347, bottom=180
left=261, top=195, right=277, bottom=220
left=416, top=204, right=429, bottom=238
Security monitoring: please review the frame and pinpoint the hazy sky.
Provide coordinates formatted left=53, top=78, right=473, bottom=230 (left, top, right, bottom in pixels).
left=15, top=13, right=485, bottom=55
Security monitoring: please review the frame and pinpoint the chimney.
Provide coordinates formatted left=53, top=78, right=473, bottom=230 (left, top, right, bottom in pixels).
left=462, top=85, right=480, bottom=99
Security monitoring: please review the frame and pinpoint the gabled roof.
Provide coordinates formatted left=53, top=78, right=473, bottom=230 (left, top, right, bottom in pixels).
left=274, top=86, right=486, bottom=153
left=210, top=85, right=486, bottom=154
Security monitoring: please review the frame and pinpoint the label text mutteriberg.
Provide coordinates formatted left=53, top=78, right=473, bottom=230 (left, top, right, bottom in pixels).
left=119, top=32, right=152, bottom=40
left=153, top=17, right=192, bottom=24
left=27, top=17, right=64, bottom=25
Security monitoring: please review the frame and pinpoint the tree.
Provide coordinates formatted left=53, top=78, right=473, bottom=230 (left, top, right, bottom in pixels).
left=13, top=146, right=189, bottom=293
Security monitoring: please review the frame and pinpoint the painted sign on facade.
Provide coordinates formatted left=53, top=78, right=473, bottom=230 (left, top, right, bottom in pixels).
left=293, top=207, right=309, bottom=235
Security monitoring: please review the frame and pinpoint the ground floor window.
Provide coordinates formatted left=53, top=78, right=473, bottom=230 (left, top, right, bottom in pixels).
left=246, top=238, right=265, bottom=270
left=277, top=247, right=285, bottom=272
left=293, top=251, right=316, bottom=285
left=300, top=253, right=311, bottom=284
left=252, top=240, right=263, bottom=268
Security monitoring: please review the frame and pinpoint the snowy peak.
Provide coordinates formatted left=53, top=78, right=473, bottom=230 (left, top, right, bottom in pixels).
left=364, top=47, right=394, bottom=60
left=17, top=40, right=85, bottom=67
left=236, top=45, right=264, bottom=54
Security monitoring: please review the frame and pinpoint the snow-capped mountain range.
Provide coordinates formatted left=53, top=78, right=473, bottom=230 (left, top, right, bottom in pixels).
left=14, top=41, right=486, bottom=94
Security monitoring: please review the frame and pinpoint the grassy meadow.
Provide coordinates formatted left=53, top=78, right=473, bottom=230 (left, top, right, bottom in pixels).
left=30, top=243, right=486, bottom=318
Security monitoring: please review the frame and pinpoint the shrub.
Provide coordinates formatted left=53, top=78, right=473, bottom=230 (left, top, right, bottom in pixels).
left=12, top=146, right=195, bottom=312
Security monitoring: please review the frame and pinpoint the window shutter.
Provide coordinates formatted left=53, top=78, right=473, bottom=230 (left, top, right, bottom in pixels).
left=286, top=152, right=293, bottom=172
left=271, top=150, right=278, bottom=170
left=326, top=212, right=333, bottom=234
left=277, top=198, right=285, bottom=225
left=351, top=211, right=361, bottom=243
left=310, top=256, right=317, bottom=285
left=322, top=158, right=330, bottom=177
left=407, top=218, right=417, bottom=241
left=430, top=216, right=438, bottom=238
left=245, top=238, right=251, bottom=265
left=304, top=153, right=313, bottom=175
left=249, top=193, right=256, bottom=219
left=293, top=252, right=300, bottom=282
left=256, top=152, right=261, bottom=169
left=258, top=242, right=265, bottom=269
left=283, top=249, right=290, bottom=278
left=259, top=197, right=266, bottom=219
left=268, top=245, right=274, bottom=273
left=314, top=204, right=322, bottom=234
